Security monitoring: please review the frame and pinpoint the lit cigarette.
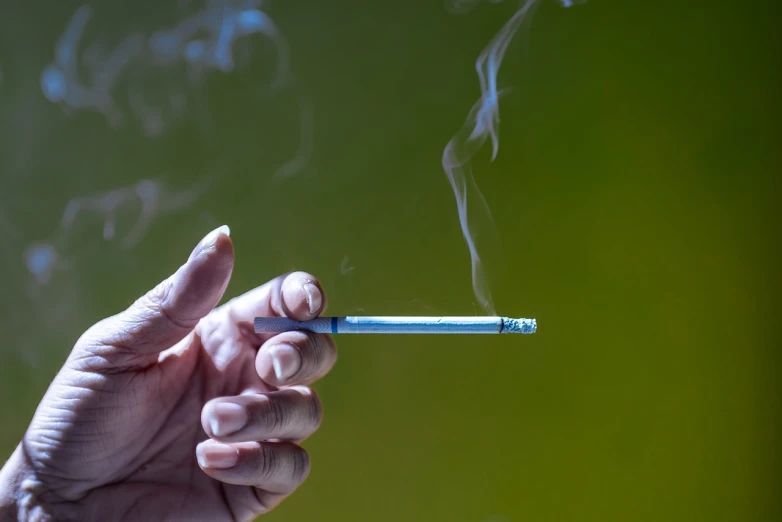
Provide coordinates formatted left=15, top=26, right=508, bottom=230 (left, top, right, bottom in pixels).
left=254, top=316, right=537, bottom=335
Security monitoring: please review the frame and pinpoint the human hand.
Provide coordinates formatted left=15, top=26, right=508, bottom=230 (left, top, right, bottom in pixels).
left=0, top=226, right=337, bottom=521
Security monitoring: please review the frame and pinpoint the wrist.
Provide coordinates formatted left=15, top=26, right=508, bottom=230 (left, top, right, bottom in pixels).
left=0, top=445, right=25, bottom=522
left=0, top=445, right=68, bottom=522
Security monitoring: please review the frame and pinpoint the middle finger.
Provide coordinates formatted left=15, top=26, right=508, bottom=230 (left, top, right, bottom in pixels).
left=255, top=330, right=337, bottom=387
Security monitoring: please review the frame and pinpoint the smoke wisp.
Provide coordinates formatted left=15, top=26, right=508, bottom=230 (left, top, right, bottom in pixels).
left=442, top=0, right=583, bottom=313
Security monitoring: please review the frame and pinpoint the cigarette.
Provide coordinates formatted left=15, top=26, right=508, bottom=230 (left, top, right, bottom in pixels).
left=253, top=316, right=537, bottom=335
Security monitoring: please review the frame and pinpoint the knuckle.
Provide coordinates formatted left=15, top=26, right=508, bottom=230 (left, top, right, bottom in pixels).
left=141, top=277, right=198, bottom=330
left=144, top=278, right=172, bottom=310
left=252, top=488, right=274, bottom=515
left=292, top=448, right=311, bottom=483
left=265, top=277, right=285, bottom=317
left=262, top=395, right=287, bottom=433
left=306, top=389, right=323, bottom=429
left=257, top=443, right=278, bottom=483
left=304, top=335, right=329, bottom=372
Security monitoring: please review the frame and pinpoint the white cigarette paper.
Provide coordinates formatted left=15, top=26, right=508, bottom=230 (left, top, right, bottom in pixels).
left=253, top=316, right=537, bottom=335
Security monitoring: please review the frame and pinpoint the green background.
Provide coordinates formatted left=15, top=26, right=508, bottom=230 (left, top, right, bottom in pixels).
left=1, top=0, right=779, bottom=520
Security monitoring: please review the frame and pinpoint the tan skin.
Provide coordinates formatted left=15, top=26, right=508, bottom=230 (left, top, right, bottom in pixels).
left=0, top=226, right=337, bottom=521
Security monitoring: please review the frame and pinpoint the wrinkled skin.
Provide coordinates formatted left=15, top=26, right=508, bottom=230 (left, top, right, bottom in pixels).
left=0, top=227, right=337, bottom=521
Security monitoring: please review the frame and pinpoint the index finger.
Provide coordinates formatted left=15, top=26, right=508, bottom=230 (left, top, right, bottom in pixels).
left=219, top=271, right=327, bottom=343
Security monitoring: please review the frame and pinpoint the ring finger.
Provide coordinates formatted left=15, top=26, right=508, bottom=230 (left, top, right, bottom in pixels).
left=201, top=387, right=322, bottom=443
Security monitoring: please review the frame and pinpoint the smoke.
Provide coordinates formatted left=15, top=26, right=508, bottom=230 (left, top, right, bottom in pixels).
left=443, top=0, right=583, bottom=314
left=40, top=1, right=293, bottom=135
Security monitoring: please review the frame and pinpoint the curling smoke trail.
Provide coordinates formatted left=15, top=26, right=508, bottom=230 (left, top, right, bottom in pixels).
left=443, top=0, right=581, bottom=313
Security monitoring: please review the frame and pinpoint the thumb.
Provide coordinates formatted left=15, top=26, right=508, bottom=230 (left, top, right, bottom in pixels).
left=77, top=225, right=234, bottom=366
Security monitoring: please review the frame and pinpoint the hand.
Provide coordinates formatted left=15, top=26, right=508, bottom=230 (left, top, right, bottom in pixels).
left=0, top=226, right=337, bottom=521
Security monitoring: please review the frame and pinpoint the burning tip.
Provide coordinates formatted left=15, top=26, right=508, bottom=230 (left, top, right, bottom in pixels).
left=502, top=317, right=537, bottom=334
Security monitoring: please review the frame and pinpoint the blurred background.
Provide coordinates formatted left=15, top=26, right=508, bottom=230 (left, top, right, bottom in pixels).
left=0, top=0, right=779, bottom=520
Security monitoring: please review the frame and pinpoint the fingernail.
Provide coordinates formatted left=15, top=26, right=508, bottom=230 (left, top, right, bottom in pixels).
left=303, top=283, right=322, bottom=316
left=206, top=402, right=248, bottom=437
left=196, top=441, right=238, bottom=469
left=189, top=225, right=230, bottom=261
left=269, top=344, right=301, bottom=382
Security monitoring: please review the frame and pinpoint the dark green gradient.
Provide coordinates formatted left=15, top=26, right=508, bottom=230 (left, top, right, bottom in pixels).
left=0, top=1, right=778, bottom=520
